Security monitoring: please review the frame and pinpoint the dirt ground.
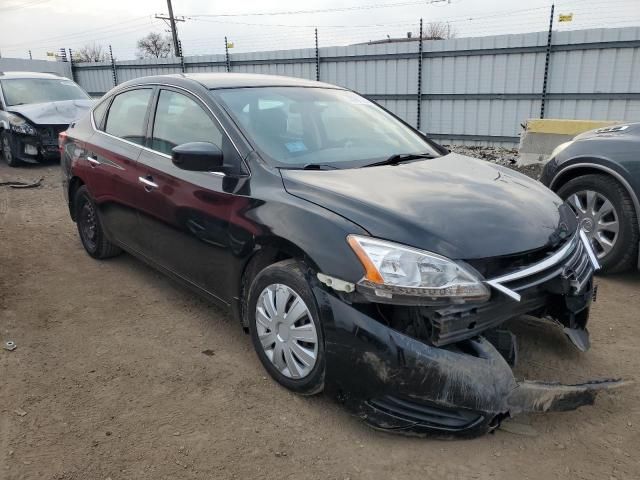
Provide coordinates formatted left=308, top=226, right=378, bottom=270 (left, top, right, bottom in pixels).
left=1, top=161, right=639, bottom=480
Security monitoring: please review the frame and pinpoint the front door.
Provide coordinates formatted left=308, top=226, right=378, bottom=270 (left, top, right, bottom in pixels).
left=135, top=88, right=245, bottom=305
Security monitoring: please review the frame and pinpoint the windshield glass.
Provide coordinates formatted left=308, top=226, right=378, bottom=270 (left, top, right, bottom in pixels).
left=212, top=87, right=439, bottom=168
left=1, top=78, right=89, bottom=106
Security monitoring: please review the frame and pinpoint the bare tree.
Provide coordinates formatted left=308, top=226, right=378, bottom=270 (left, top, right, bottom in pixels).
left=73, top=43, right=109, bottom=63
left=136, top=32, right=172, bottom=59
left=423, top=22, right=456, bottom=40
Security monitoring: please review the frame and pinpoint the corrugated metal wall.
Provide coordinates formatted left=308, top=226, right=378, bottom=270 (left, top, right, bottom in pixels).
left=0, top=57, right=72, bottom=78
left=64, top=27, right=640, bottom=146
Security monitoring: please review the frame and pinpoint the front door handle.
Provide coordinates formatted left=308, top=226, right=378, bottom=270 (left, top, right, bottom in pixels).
left=138, top=176, right=158, bottom=191
left=87, top=155, right=100, bottom=166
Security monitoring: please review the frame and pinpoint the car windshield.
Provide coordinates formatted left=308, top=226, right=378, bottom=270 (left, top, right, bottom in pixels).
left=212, top=87, right=439, bottom=168
left=1, top=78, right=89, bottom=106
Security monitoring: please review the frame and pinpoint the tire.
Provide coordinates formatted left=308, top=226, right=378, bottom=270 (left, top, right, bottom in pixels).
left=73, top=185, right=122, bottom=259
left=1, top=131, right=21, bottom=167
left=557, top=173, right=639, bottom=273
left=247, top=259, right=325, bottom=395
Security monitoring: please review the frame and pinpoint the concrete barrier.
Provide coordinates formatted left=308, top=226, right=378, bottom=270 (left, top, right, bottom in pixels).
left=517, top=118, right=622, bottom=166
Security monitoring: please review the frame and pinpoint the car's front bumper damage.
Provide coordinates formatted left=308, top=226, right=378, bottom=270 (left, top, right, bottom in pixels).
left=8, top=125, right=65, bottom=163
left=314, top=231, right=624, bottom=437
left=318, top=292, right=624, bottom=437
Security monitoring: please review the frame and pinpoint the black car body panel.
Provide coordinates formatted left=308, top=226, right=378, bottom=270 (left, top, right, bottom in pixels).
left=59, top=73, right=623, bottom=436
left=282, top=154, right=577, bottom=260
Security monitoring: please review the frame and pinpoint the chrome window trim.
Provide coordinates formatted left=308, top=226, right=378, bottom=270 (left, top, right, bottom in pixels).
left=89, top=82, right=249, bottom=177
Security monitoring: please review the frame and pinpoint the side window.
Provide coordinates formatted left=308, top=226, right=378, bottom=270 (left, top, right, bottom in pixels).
left=104, top=89, right=152, bottom=145
left=151, top=89, right=223, bottom=156
left=92, top=98, right=110, bottom=130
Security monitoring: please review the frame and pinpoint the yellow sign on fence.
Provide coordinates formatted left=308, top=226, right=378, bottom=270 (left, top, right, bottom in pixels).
left=559, top=13, right=574, bottom=22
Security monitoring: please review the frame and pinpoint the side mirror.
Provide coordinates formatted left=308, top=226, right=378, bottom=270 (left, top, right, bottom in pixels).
left=171, top=142, right=224, bottom=172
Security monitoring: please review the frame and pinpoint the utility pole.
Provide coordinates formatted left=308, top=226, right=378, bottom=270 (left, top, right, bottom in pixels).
left=155, top=0, right=186, bottom=57
left=166, top=0, right=179, bottom=56
left=540, top=3, right=555, bottom=119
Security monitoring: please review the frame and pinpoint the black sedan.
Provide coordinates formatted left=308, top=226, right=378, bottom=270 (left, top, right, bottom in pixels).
left=541, top=123, right=640, bottom=273
left=60, top=73, right=620, bottom=437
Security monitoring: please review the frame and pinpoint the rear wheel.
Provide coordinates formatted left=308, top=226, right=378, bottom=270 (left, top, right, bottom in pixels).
left=247, top=259, right=325, bottom=395
left=74, top=186, right=122, bottom=259
left=1, top=131, right=20, bottom=167
left=557, top=174, right=639, bottom=273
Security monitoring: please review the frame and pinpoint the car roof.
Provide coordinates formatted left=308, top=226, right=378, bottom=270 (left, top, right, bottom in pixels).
left=186, top=73, right=342, bottom=90
left=0, top=71, right=65, bottom=80
left=118, top=72, right=345, bottom=91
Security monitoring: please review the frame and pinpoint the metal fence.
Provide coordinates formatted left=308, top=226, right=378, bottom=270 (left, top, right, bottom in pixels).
left=4, top=26, right=640, bottom=146
left=0, top=57, right=72, bottom=78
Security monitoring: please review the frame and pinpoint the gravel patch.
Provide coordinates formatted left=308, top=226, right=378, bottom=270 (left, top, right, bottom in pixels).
left=446, top=144, right=544, bottom=180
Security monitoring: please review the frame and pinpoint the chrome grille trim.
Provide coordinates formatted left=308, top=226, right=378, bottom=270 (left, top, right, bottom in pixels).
left=486, top=230, right=597, bottom=302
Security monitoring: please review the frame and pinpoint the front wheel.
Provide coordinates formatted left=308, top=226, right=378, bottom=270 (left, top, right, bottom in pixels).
left=557, top=173, right=639, bottom=273
left=1, top=131, right=20, bottom=167
left=247, top=259, right=325, bottom=395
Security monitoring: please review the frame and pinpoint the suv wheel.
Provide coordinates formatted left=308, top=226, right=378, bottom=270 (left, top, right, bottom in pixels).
left=74, top=186, right=122, bottom=259
left=247, top=259, right=325, bottom=395
left=1, top=131, right=20, bottom=167
left=557, top=173, right=639, bottom=273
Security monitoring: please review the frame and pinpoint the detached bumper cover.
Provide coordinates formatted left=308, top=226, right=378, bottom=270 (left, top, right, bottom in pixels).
left=319, top=291, right=624, bottom=436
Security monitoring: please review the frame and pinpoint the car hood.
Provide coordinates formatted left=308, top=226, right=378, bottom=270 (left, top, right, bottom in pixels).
left=8, top=99, right=94, bottom=126
left=281, top=153, right=577, bottom=260
left=574, top=121, right=640, bottom=141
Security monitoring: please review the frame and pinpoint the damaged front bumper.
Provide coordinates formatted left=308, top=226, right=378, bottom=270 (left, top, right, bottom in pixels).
left=318, top=291, right=624, bottom=437
left=309, top=229, right=623, bottom=436
left=8, top=125, right=65, bottom=163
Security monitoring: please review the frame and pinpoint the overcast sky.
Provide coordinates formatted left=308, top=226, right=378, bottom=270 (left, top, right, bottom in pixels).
left=1, top=0, right=639, bottom=60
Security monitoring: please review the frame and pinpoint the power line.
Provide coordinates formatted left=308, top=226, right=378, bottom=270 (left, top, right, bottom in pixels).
left=188, top=0, right=449, bottom=18
left=0, top=16, right=154, bottom=49
left=1, top=20, right=163, bottom=54
left=0, top=0, right=51, bottom=12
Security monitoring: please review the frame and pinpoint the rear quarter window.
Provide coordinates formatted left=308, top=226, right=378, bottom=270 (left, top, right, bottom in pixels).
left=92, top=98, right=110, bottom=130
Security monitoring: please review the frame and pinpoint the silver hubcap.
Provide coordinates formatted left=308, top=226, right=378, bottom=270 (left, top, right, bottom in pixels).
left=567, top=190, right=619, bottom=259
left=255, top=284, right=318, bottom=379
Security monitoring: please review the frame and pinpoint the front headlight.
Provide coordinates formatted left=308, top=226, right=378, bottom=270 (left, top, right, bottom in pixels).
left=8, top=114, right=38, bottom=136
left=347, top=235, right=490, bottom=304
left=549, top=141, right=573, bottom=160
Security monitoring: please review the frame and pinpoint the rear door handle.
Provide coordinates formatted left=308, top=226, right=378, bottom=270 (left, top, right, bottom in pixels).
left=87, top=155, right=100, bottom=166
left=138, top=176, right=158, bottom=191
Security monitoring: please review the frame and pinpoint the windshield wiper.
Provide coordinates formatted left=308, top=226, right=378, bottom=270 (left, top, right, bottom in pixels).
left=364, top=152, right=437, bottom=168
left=301, top=163, right=340, bottom=170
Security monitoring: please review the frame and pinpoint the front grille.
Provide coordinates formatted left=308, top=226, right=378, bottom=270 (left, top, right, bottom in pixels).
left=427, top=291, right=548, bottom=346
left=496, top=233, right=593, bottom=294
left=367, top=395, right=483, bottom=431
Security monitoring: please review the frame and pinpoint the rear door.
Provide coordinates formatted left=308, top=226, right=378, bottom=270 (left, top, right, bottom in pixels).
left=135, top=87, right=245, bottom=304
left=83, top=87, right=154, bottom=251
